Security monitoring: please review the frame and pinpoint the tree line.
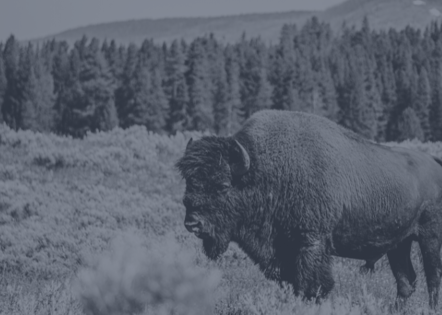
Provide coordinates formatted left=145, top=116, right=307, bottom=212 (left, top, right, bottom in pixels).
left=1, top=17, right=442, bottom=142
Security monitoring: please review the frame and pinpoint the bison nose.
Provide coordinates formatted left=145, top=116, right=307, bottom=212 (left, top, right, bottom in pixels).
left=184, top=214, right=203, bottom=234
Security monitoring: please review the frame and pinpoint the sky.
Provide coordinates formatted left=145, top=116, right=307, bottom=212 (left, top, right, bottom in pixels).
left=0, top=0, right=345, bottom=42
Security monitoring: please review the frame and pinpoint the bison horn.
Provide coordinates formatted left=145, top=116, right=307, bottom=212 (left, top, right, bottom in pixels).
left=230, top=139, right=250, bottom=176
left=185, top=138, right=193, bottom=150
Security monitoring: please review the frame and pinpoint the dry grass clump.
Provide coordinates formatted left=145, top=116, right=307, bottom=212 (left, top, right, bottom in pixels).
left=75, top=231, right=221, bottom=315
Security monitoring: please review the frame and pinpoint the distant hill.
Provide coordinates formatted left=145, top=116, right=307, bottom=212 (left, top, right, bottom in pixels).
left=33, top=0, right=442, bottom=46
left=323, top=0, right=442, bottom=33
left=34, top=11, right=314, bottom=46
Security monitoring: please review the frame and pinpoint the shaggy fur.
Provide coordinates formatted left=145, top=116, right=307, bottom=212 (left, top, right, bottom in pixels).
left=176, top=110, right=442, bottom=309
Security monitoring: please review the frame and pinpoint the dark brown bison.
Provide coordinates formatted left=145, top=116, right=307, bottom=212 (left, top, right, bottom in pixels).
left=176, top=110, right=442, bottom=309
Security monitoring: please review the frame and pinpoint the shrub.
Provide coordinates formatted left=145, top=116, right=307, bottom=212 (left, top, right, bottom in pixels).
left=75, top=231, right=221, bottom=315
left=2, top=124, right=442, bottom=314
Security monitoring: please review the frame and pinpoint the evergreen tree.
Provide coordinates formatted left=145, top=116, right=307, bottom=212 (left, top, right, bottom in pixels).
left=0, top=49, right=6, bottom=123
left=186, top=39, right=213, bottom=131
left=124, top=60, right=168, bottom=132
left=51, top=41, right=71, bottom=131
left=17, top=43, right=38, bottom=130
left=61, top=38, right=118, bottom=137
left=374, top=46, right=397, bottom=142
left=213, top=56, right=229, bottom=136
left=206, top=35, right=230, bottom=132
left=51, top=41, right=70, bottom=95
left=84, top=38, right=118, bottom=133
left=101, top=40, right=109, bottom=56
left=165, top=40, right=189, bottom=133
left=295, top=17, right=337, bottom=117
left=2, top=35, right=21, bottom=130
left=271, top=24, right=303, bottom=112
left=39, top=40, right=55, bottom=72
left=413, top=67, right=431, bottom=140
left=345, top=46, right=380, bottom=140
left=74, top=35, right=89, bottom=60
left=115, top=43, right=138, bottom=126
left=35, top=54, right=56, bottom=132
left=103, top=39, right=125, bottom=81
left=396, top=107, right=424, bottom=141
left=224, top=46, right=243, bottom=134
left=293, top=52, right=315, bottom=113
left=353, top=16, right=372, bottom=49
left=329, top=43, right=351, bottom=126
left=430, top=62, right=442, bottom=141
left=239, top=38, right=272, bottom=119
left=361, top=50, right=383, bottom=140
left=212, top=43, right=244, bottom=136
left=19, top=43, right=38, bottom=130
left=312, top=57, right=338, bottom=120
left=58, top=45, right=82, bottom=135
left=393, top=33, right=415, bottom=106
left=19, top=46, right=55, bottom=132
left=138, top=40, right=155, bottom=69
left=390, top=68, right=414, bottom=141
left=428, top=37, right=442, bottom=140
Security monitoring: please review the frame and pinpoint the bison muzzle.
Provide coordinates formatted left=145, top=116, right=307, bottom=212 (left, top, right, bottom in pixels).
left=176, top=110, right=442, bottom=310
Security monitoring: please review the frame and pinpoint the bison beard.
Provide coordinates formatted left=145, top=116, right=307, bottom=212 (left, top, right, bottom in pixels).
left=176, top=110, right=442, bottom=310
left=202, top=235, right=229, bottom=260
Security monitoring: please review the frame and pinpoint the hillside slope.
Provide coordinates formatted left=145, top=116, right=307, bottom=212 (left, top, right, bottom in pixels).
left=32, top=0, right=442, bottom=46
left=36, top=11, right=314, bottom=46
left=324, top=0, right=442, bottom=32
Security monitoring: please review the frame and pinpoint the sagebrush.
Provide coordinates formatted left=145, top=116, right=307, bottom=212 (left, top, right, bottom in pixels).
left=0, top=123, right=441, bottom=314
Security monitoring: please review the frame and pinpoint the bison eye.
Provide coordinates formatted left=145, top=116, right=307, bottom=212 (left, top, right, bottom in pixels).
left=220, top=182, right=231, bottom=191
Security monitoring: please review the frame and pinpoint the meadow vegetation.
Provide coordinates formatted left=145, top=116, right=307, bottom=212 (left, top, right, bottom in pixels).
left=1, top=123, right=442, bottom=314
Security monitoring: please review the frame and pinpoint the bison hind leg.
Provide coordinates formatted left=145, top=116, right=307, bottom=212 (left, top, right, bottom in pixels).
left=416, top=206, right=442, bottom=310
left=418, top=232, right=442, bottom=309
left=387, top=236, right=417, bottom=310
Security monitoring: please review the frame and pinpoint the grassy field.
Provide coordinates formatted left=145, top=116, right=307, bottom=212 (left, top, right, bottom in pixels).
left=1, top=123, right=442, bottom=314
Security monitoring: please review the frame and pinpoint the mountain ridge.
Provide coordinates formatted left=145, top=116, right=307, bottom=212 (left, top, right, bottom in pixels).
left=33, top=10, right=315, bottom=45
left=31, top=0, right=442, bottom=45
left=324, top=0, right=442, bottom=32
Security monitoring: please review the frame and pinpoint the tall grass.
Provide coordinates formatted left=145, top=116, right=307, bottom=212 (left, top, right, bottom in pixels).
left=0, top=123, right=441, bottom=314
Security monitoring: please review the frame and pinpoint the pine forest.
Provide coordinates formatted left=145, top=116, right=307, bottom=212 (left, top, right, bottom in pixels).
left=1, top=17, right=442, bottom=142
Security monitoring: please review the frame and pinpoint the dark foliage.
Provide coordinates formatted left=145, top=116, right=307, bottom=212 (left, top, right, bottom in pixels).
left=1, top=19, right=442, bottom=140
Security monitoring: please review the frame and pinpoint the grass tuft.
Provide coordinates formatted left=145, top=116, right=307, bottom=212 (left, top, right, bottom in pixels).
left=75, top=231, right=222, bottom=315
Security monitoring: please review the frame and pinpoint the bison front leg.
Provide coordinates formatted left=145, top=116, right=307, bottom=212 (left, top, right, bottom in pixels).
left=292, top=236, right=334, bottom=302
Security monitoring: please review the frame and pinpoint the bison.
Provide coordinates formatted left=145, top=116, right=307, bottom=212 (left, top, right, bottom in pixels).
left=176, top=110, right=442, bottom=309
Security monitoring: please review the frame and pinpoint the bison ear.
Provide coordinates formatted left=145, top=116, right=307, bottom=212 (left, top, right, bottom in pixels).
left=185, top=138, right=193, bottom=151
left=229, top=139, right=250, bottom=177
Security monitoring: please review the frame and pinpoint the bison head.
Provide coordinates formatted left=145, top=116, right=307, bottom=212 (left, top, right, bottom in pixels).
left=176, top=136, right=250, bottom=260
